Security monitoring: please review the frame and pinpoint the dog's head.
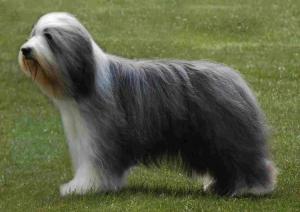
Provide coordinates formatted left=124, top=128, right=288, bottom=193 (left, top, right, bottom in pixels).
left=19, top=12, right=96, bottom=98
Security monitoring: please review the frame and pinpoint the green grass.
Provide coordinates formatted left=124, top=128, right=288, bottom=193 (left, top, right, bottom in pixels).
left=0, top=0, right=299, bottom=211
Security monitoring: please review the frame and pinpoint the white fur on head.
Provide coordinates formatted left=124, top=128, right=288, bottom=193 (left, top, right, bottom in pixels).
left=19, top=12, right=109, bottom=98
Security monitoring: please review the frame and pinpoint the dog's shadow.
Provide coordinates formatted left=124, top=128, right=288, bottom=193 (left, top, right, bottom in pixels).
left=120, top=184, right=205, bottom=198
left=115, top=184, right=272, bottom=200
left=59, top=183, right=274, bottom=202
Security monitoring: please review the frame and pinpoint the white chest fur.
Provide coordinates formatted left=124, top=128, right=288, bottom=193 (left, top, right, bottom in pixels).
left=55, top=100, right=94, bottom=169
left=54, top=99, right=102, bottom=195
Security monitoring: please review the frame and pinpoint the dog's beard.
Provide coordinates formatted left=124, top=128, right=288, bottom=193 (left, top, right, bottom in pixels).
left=19, top=54, right=63, bottom=98
left=22, top=58, right=39, bottom=80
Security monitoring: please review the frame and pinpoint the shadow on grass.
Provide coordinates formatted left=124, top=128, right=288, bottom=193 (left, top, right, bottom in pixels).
left=118, top=184, right=276, bottom=200
left=121, top=184, right=205, bottom=197
left=57, top=183, right=277, bottom=203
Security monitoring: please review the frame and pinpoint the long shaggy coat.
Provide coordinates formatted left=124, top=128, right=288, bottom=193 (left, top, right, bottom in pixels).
left=19, top=12, right=277, bottom=197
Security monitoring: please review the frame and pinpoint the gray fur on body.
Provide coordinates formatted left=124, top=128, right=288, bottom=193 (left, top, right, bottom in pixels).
left=77, top=55, right=274, bottom=196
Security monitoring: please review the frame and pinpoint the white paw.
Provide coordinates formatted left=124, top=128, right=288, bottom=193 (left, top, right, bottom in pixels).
left=202, top=174, right=215, bottom=193
left=60, top=178, right=100, bottom=196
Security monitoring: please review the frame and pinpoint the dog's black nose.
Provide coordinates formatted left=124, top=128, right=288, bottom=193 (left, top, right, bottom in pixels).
left=21, top=47, right=32, bottom=58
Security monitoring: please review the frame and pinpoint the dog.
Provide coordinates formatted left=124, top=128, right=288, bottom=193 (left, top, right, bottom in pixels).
left=18, top=12, right=277, bottom=197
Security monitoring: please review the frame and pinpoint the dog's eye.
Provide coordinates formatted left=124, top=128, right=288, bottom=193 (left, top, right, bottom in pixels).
left=44, top=32, right=52, bottom=40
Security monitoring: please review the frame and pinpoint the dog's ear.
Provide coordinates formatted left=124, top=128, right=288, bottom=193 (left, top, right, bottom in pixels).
left=44, top=27, right=95, bottom=98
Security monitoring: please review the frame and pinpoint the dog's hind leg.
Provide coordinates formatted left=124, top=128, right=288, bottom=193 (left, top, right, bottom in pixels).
left=233, top=159, right=277, bottom=196
left=203, top=158, right=277, bottom=197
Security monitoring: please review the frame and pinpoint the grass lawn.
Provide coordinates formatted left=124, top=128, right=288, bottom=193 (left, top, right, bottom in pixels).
left=0, top=0, right=299, bottom=211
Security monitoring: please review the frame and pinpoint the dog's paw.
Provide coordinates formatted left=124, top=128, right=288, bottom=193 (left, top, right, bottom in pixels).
left=202, top=174, right=215, bottom=193
left=60, top=178, right=100, bottom=196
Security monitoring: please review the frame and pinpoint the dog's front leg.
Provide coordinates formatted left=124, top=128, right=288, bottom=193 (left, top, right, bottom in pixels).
left=58, top=101, right=102, bottom=196
left=59, top=161, right=101, bottom=196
